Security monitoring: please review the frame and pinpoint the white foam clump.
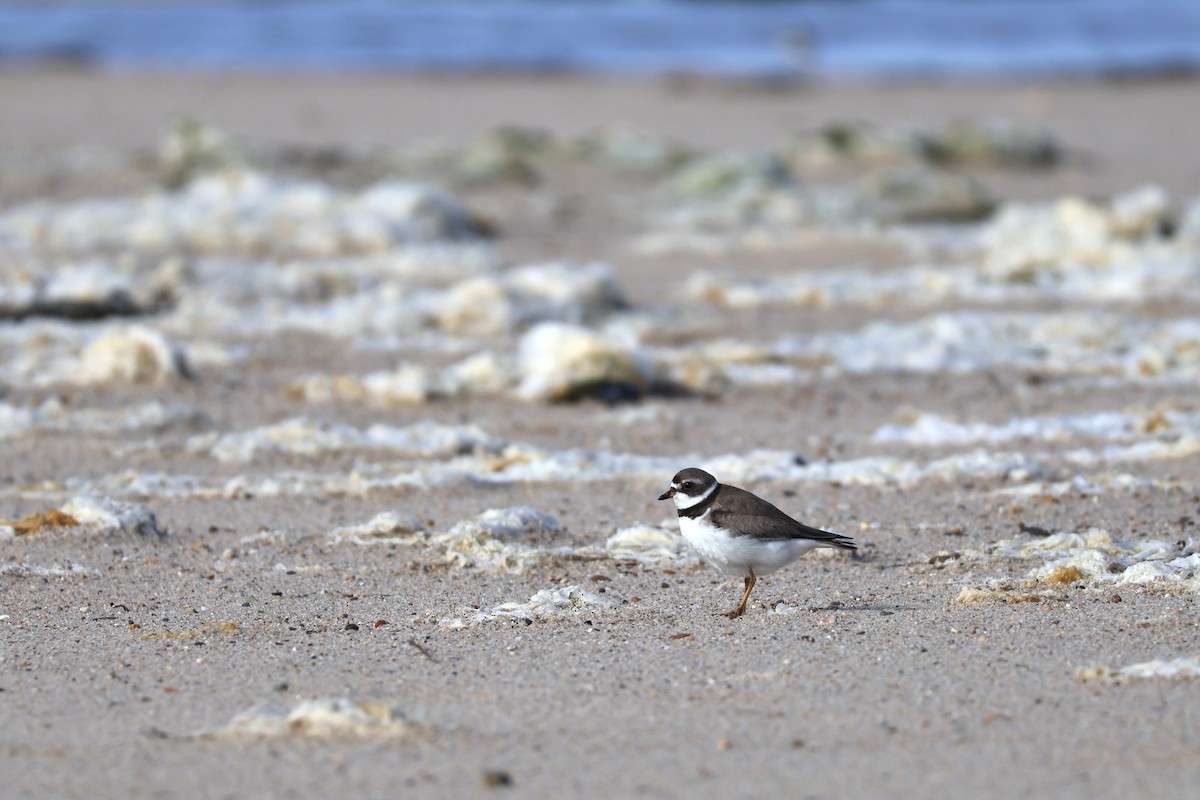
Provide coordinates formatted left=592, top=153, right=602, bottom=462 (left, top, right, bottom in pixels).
left=75, top=325, right=191, bottom=385
left=60, top=495, right=164, bottom=537
left=439, top=351, right=514, bottom=396
left=0, top=320, right=233, bottom=389
left=211, top=698, right=415, bottom=739
left=0, top=260, right=146, bottom=316
left=156, top=245, right=498, bottom=338
left=288, top=352, right=515, bottom=406
left=773, top=310, right=1200, bottom=380
left=603, top=522, right=693, bottom=565
left=189, top=418, right=504, bottom=463
left=690, top=255, right=1200, bottom=309
left=685, top=187, right=1200, bottom=310
left=506, top=261, right=624, bottom=309
left=516, top=322, right=651, bottom=401
left=287, top=366, right=435, bottom=406
left=1077, top=656, right=1200, bottom=684
left=161, top=257, right=633, bottom=343
left=1105, top=656, right=1200, bottom=680
left=436, top=261, right=626, bottom=336
left=873, top=410, right=1141, bottom=447
left=441, top=585, right=611, bottom=628
left=329, top=511, right=428, bottom=545
left=40, top=261, right=142, bottom=307
left=0, top=170, right=479, bottom=257
left=0, top=398, right=198, bottom=440
left=430, top=506, right=567, bottom=572
left=432, top=275, right=514, bottom=336
left=976, top=527, right=1200, bottom=590
left=1012, top=528, right=1138, bottom=558
left=981, top=187, right=1178, bottom=280
left=646, top=339, right=769, bottom=393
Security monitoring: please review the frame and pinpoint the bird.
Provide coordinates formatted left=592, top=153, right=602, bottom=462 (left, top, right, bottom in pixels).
left=658, top=467, right=855, bottom=618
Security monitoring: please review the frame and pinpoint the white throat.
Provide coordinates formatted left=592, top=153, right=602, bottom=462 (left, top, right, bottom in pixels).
left=673, top=481, right=717, bottom=510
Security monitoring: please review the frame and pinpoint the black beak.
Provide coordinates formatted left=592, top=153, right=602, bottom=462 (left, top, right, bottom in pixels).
left=657, top=488, right=675, bottom=501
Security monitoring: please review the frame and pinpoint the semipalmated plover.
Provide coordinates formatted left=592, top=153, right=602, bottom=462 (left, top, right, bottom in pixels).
left=658, top=467, right=855, bottom=618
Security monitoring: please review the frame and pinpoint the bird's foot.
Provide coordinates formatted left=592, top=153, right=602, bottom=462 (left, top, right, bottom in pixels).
left=722, top=607, right=746, bottom=619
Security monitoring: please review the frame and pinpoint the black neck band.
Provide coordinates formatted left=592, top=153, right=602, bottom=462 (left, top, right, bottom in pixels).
left=677, top=489, right=716, bottom=519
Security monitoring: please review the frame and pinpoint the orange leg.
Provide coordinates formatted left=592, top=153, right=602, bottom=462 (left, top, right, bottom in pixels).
left=723, top=571, right=757, bottom=618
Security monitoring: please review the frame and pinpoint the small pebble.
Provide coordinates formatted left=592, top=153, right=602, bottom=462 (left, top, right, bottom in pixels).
left=482, top=769, right=513, bottom=788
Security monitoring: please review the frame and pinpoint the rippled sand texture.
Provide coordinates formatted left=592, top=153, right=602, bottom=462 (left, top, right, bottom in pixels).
left=3, top=73, right=1200, bottom=799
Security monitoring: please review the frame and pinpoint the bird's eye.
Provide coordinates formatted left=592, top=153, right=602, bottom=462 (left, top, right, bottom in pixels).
left=681, top=481, right=694, bottom=490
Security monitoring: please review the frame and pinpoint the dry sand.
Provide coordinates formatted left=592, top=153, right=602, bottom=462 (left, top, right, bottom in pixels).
left=2, top=70, right=1200, bottom=799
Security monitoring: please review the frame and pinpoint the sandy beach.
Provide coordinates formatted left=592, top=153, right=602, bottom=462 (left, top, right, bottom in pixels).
left=2, top=69, right=1200, bottom=799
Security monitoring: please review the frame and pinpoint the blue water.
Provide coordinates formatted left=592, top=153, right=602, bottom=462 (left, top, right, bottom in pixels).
left=1, top=0, right=1198, bottom=78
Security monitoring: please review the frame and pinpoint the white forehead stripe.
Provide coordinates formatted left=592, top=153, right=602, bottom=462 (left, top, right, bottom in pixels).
left=674, top=481, right=717, bottom=509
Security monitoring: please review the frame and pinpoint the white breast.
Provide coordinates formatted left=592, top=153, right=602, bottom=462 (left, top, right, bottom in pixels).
left=679, top=510, right=826, bottom=577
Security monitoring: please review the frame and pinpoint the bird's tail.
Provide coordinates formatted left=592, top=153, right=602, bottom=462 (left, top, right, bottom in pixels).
left=800, top=522, right=857, bottom=551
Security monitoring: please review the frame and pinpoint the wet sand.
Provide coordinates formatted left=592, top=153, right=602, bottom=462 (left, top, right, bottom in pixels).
left=2, top=70, right=1200, bottom=799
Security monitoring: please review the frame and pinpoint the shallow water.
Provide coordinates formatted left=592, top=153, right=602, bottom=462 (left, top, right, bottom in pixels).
left=2, top=1, right=1199, bottom=77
